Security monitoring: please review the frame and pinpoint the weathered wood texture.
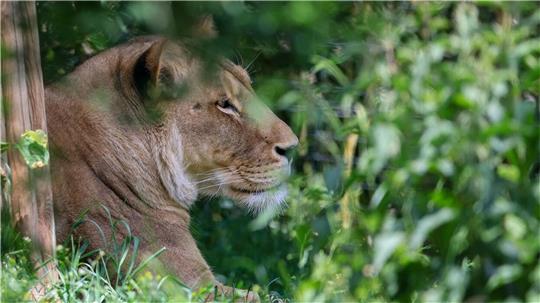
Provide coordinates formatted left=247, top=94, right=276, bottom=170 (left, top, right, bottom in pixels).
left=1, top=1, right=57, bottom=295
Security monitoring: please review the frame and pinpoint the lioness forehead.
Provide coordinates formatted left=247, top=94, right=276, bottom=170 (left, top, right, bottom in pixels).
left=220, top=60, right=252, bottom=92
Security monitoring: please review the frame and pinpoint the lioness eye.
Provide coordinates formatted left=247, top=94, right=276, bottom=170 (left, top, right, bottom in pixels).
left=221, top=99, right=234, bottom=109
left=217, top=98, right=239, bottom=114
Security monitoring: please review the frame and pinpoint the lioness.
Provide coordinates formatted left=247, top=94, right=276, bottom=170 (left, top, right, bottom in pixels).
left=46, top=35, right=297, bottom=298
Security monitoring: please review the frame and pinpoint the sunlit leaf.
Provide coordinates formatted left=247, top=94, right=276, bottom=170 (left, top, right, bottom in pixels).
left=487, top=265, right=523, bottom=291
left=15, top=130, right=49, bottom=169
left=373, top=232, right=404, bottom=273
left=409, top=209, right=456, bottom=250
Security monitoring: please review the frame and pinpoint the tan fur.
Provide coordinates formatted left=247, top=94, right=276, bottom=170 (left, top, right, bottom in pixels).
left=45, top=36, right=297, bottom=295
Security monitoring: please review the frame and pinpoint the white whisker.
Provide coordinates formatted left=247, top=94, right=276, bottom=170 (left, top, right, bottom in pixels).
left=195, top=176, right=245, bottom=192
left=191, top=169, right=240, bottom=185
left=192, top=167, right=238, bottom=177
left=189, top=166, right=289, bottom=216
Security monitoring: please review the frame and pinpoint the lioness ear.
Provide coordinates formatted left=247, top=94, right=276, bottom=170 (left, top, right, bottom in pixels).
left=133, top=38, right=169, bottom=100
left=192, top=15, right=217, bottom=39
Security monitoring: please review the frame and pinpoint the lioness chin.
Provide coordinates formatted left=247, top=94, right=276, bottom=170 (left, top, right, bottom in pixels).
left=46, top=35, right=297, bottom=300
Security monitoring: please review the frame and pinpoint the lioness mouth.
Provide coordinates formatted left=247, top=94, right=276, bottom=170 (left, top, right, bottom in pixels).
left=230, top=184, right=281, bottom=194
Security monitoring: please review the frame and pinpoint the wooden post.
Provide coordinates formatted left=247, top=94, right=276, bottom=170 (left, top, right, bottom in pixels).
left=1, top=1, right=57, bottom=298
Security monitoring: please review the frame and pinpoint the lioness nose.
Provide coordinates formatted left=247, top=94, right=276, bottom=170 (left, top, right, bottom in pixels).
left=273, top=137, right=298, bottom=159
left=267, top=116, right=299, bottom=160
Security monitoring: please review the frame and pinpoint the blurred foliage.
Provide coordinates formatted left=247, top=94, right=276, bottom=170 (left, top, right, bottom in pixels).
left=1, top=206, right=35, bottom=302
left=3, top=1, right=539, bottom=302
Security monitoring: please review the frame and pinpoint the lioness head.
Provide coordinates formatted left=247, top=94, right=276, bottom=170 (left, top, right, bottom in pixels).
left=118, top=37, right=298, bottom=213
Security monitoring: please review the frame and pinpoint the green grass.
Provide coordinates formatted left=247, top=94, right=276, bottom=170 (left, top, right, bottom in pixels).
left=0, top=206, right=247, bottom=303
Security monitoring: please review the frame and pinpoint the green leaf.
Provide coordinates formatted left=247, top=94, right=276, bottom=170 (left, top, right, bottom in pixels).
left=15, top=130, right=49, bottom=169
left=86, top=32, right=109, bottom=52
left=312, top=56, right=349, bottom=86
left=487, top=264, right=522, bottom=291
left=409, top=209, right=456, bottom=250
left=504, top=214, right=527, bottom=240
left=497, top=164, right=520, bottom=183
left=0, top=141, right=8, bottom=153
left=373, top=231, right=405, bottom=273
